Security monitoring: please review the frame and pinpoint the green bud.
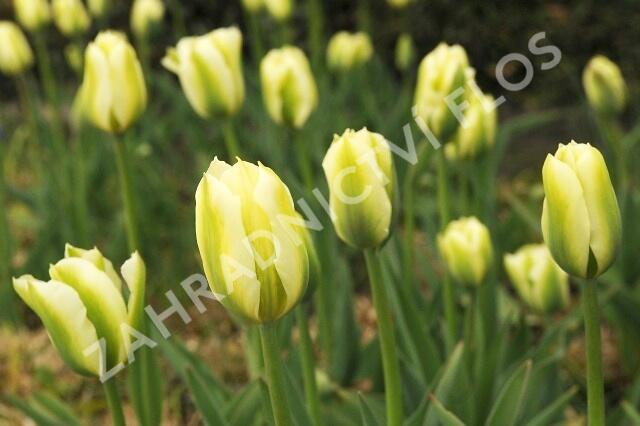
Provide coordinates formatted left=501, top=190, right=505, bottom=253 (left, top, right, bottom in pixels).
left=322, top=128, right=396, bottom=249
left=446, top=91, right=497, bottom=160
left=0, top=21, right=33, bottom=76
left=504, top=244, right=569, bottom=313
left=131, top=0, right=165, bottom=39
left=583, top=55, right=626, bottom=116
left=326, top=31, right=373, bottom=72
left=13, top=0, right=50, bottom=32
left=87, top=0, right=107, bottom=18
left=195, top=158, right=310, bottom=323
left=387, top=0, right=412, bottom=8
left=163, top=27, right=244, bottom=119
left=79, top=31, right=147, bottom=134
left=414, top=42, right=470, bottom=141
left=438, top=217, right=493, bottom=286
left=13, top=245, right=146, bottom=377
left=394, top=33, right=415, bottom=72
left=52, top=0, right=90, bottom=37
left=541, top=141, right=621, bottom=279
left=264, top=0, right=292, bottom=21
left=260, top=46, right=318, bottom=128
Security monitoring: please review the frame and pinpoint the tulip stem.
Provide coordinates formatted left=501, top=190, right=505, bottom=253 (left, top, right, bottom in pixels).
left=292, top=130, right=314, bottom=191
left=582, top=279, right=605, bottom=426
left=0, top=140, right=17, bottom=325
left=306, top=0, right=325, bottom=68
left=364, top=249, right=404, bottom=426
left=112, top=136, right=140, bottom=252
left=295, top=304, right=323, bottom=426
left=436, top=148, right=457, bottom=350
left=222, top=120, right=241, bottom=160
left=103, top=379, right=127, bottom=426
left=260, top=323, right=294, bottom=426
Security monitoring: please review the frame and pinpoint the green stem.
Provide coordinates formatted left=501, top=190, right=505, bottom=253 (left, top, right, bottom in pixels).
left=244, top=10, right=264, bottom=65
left=260, top=324, right=293, bottom=426
left=292, top=129, right=314, bottom=191
left=71, top=128, right=89, bottom=246
left=306, top=0, right=324, bottom=68
left=103, top=379, right=127, bottom=426
left=295, top=304, right=323, bottom=426
left=112, top=135, right=140, bottom=252
left=437, top=148, right=457, bottom=349
left=222, top=119, right=241, bottom=159
left=582, top=279, right=605, bottom=426
left=244, top=326, right=264, bottom=378
left=0, top=141, right=17, bottom=325
left=356, top=0, right=371, bottom=33
left=168, top=0, right=187, bottom=36
left=364, top=249, right=404, bottom=426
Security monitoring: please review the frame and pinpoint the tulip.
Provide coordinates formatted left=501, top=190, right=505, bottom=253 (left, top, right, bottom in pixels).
left=583, top=55, right=626, bottom=116
left=326, top=31, right=373, bottom=72
left=264, top=0, right=292, bottom=21
left=242, top=0, right=263, bottom=13
left=131, top=0, right=165, bottom=39
left=504, top=244, right=569, bottom=313
left=541, top=141, right=621, bottom=279
left=52, top=0, right=90, bottom=37
left=13, top=0, right=50, bottom=32
left=195, top=158, right=310, bottom=324
left=0, top=21, right=33, bottom=76
left=445, top=91, right=497, bottom=160
left=64, top=43, right=82, bottom=73
left=13, top=244, right=146, bottom=377
left=87, top=0, right=107, bottom=18
left=414, top=42, right=470, bottom=141
left=387, top=0, right=412, bottom=8
left=394, top=33, right=415, bottom=72
left=78, top=31, right=147, bottom=134
left=322, top=128, right=395, bottom=249
left=438, top=217, right=493, bottom=286
left=260, top=46, right=318, bottom=128
left=163, top=27, right=245, bottom=119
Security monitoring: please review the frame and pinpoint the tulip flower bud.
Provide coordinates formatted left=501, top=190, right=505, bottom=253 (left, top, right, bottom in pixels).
left=78, top=31, right=147, bottom=134
left=13, top=0, right=50, bottom=32
left=242, top=0, right=263, bottom=13
left=131, top=0, right=165, bottom=39
left=504, top=244, right=569, bottom=313
left=582, top=55, right=626, bottom=116
left=87, top=0, right=107, bottom=18
left=64, top=43, right=82, bottom=73
left=322, top=128, right=396, bottom=249
left=0, top=21, right=33, bottom=76
left=163, top=27, right=245, bottom=119
left=541, top=141, right=621, bottom=279
left=264, top=0, right=292, bottom=21
left=387, top=0, right=412, bottom=8
left=414, top=42, right=470, bottom=141
left=13, top=245, right=146, bottom=377
left=52, top=0, right=90, bottom=37
left=326, top=31, right=373, bottom=72
left=394, top=33, right=415, bottom=72
left=195, top=158, right=310, bottom=323
left=260, top=46, right=318, bottom=128
left=445, top=92, right=497, bottom=160
left=438, top=217, right=493, bottom=286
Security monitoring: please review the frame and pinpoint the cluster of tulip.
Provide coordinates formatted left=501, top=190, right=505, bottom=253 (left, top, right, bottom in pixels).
left=0, top=0, right=636, bottom=425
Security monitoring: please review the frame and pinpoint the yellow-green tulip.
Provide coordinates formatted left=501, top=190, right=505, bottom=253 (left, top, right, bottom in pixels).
left=0, top=21, right=33, bottom=76
left=541, top=141, right=621, bottom=279
left=322, top=128, right=395, bottom=249
left=504, top=244, right=569, bottom=313
left=445, top=91, right=497, bottom=160
left=242, top=0, right=263, bottom=13
left=13, top=245, right=146, bottom=376
left=163, top=27, right=245, bottom=119
left=13, top=0, right=50, bottom=32
left=438, top=217, right=493, bottom=286
left=326, top=31, right=373, bottom=72
left=387, top=0, right=412, bottom=8
left=52, top=0, right=90, bottom=37
left=195, top=158, right=310, bottom=323
left=394, top=33, right=415, bottom=72
left=264, top=0, right=291, bottom=21
left=414, top=42, right=469, bottom=141
left=78, top=31, right=147, bottom=134
left=87, top=0, right=107, bottom=18
left=131, top=0, right=165, bottom=39
left=260, top=46, right=318, bottom=128
left=583, top=55, right=626, bottom=116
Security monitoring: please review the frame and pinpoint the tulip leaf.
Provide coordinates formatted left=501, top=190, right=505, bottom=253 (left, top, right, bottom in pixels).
left=622, top=401, right=640, bottom=424
left=405, top=394, right=429, bottom=426
left=3, top=394, right=67, bottom=426
left=429, top=395, right=466, bottom=426
left=31, top=393, right=81, bottom=425
left=283, top=368, right=313, bottom=426
left=185, top=367, right=229, bottom=426
left=357, top=393, right=384, bottom=426
left=523, top=386, right=577, bottom=426
left=484, top=360, right=532, bottom=426
left=224, top=380, right=264, bottom=426
left=424, top=342, right=466, bottom=425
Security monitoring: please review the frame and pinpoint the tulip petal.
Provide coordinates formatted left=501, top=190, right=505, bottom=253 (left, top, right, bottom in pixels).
left=64, top=244, right=122, bottom=291
left=109, top=41, right=146, bottom=131
left=49, top=258, right=129, bottom=367
left=121, top=251, right=146, bottom=330
left=541, top=154, right=591, bottom=277
left=13, top=276, right=100, bottom=376
left=83, top=43, right=113, bottom=131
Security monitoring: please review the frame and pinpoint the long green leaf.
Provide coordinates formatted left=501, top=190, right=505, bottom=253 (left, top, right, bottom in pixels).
left=524, top=387, right=577, bottom=426
left=622, top=401, right=640, bottom=424
left=185, top=367, right=229, bottom=426
left=424, top=342, right=465, bottom=426
left=224, top=380, right=264, bottom=426
left=429, top=395, right=466, bottom=426
left=3, top=395, right=60, bottom=426
left=358, top=393, right=383, bottom=426
left=32, top=393, right=80, bottom=425
left=485, top=360, right=532, bottom=426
